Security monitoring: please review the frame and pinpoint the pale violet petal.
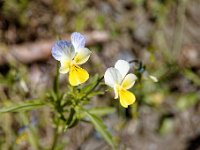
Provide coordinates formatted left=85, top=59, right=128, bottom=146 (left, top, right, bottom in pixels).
left=73, top=48, right=91, bottom=65
left=114, top=60, right=130, bottom=79
left=121, top=73, right=137, bottom=89
left=71, top=32, right=86, bottom=52
left=104, top=67, right=122, bottom=88
left=52, top=40, right=75, bottom=61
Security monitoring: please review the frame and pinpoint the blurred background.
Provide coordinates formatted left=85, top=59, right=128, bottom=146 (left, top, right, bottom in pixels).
left=0, top=0, right=200, bottom=149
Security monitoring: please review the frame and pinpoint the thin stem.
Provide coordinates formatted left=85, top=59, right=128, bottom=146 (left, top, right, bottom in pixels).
left=51, top=120, right=60, bottom=150
left=81, top=76, right=104, bottom=100
left=128, top=59, right=140, bottom=64
left=53, top=61, right=60, bottom=97
left=51, top=61, right=62, bottom=150
left=128, top=59, right=142, bottom=70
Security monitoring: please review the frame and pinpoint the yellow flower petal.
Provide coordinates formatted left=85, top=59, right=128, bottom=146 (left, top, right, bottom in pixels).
left=69, top=65, right=89, bottom=86
left=59, top=60, right=71, bottom=74
left=121, top=73, right=137, bottom=89
left=73, top=48, right=91, bottom=65
left=118, top=88, right=136, bottom=108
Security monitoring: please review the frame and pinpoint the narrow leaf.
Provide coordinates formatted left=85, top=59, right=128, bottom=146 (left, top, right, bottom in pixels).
left=85, top=111, right=116, bottom=149
left=183, top=69, right=200, bottom=86
left=88, top=107, right=116, bottom=116
left=0, top=100, right=45, bottom=113
left=79, top=107, right=115, bottom=118
left=87, top=91, right=104, bottom=98
left=81, top=74, right=99, bottom=93
left=66, top=108, right=79, bottom=128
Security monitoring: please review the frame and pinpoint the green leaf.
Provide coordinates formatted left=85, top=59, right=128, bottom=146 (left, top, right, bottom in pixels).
left=158, top=118, right=174, bottom=135
left=183, top=69, right=200, bottom=86
left=157, top=114, right=174, bottom=135
left=85, top=111, right=116, bottom=149
left=87, top=91, right=104, bottom=98
left=81, top=74, right=99, bottom=94
left=66, top=108, right=78, bottom=128
left=0, top=100, right=45, bottom=113
left=78, top=107, right=115, bottom=119
left=176, top=93, right=199, bottom=111
left=88, top=107, right=116, bottom=116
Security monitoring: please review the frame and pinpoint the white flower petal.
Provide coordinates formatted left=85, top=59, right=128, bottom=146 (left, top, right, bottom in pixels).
left=114, top=60, right=130, bottom=79
left=52, top=40, right=75, bottom=61
left=59, top=60, right=71, bottom=74
left=71, top=32, right=86, bottom=52
left=104, top=68, right=122, bottom=88
left=121, top=73, right=137, bottom=89
left=114, top=85, right=119, bottom=99
left=73, top=48, right=91, bottom=65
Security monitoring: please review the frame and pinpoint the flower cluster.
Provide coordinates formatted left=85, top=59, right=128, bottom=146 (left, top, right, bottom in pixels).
left=51, top=32, right=137, bottom=108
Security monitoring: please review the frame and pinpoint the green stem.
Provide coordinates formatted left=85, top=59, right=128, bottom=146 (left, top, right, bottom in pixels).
left=82, top=76, right=104, bottom=100
left=51, top=121, right=60, bottom=150
left=51, top=61, right=62, bottom=150
left=128, top=59, right=143, bottom=70
left=128, top=59, right=140, bottom=64
left=53, top=62, right=60, bottom=97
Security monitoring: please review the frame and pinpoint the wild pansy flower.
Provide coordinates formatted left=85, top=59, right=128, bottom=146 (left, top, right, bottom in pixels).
left=104, top=60, right=137, bottom=108
left=52, top=32, right=91, bottom=86
left=16, top=131, right=28, bottom=144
